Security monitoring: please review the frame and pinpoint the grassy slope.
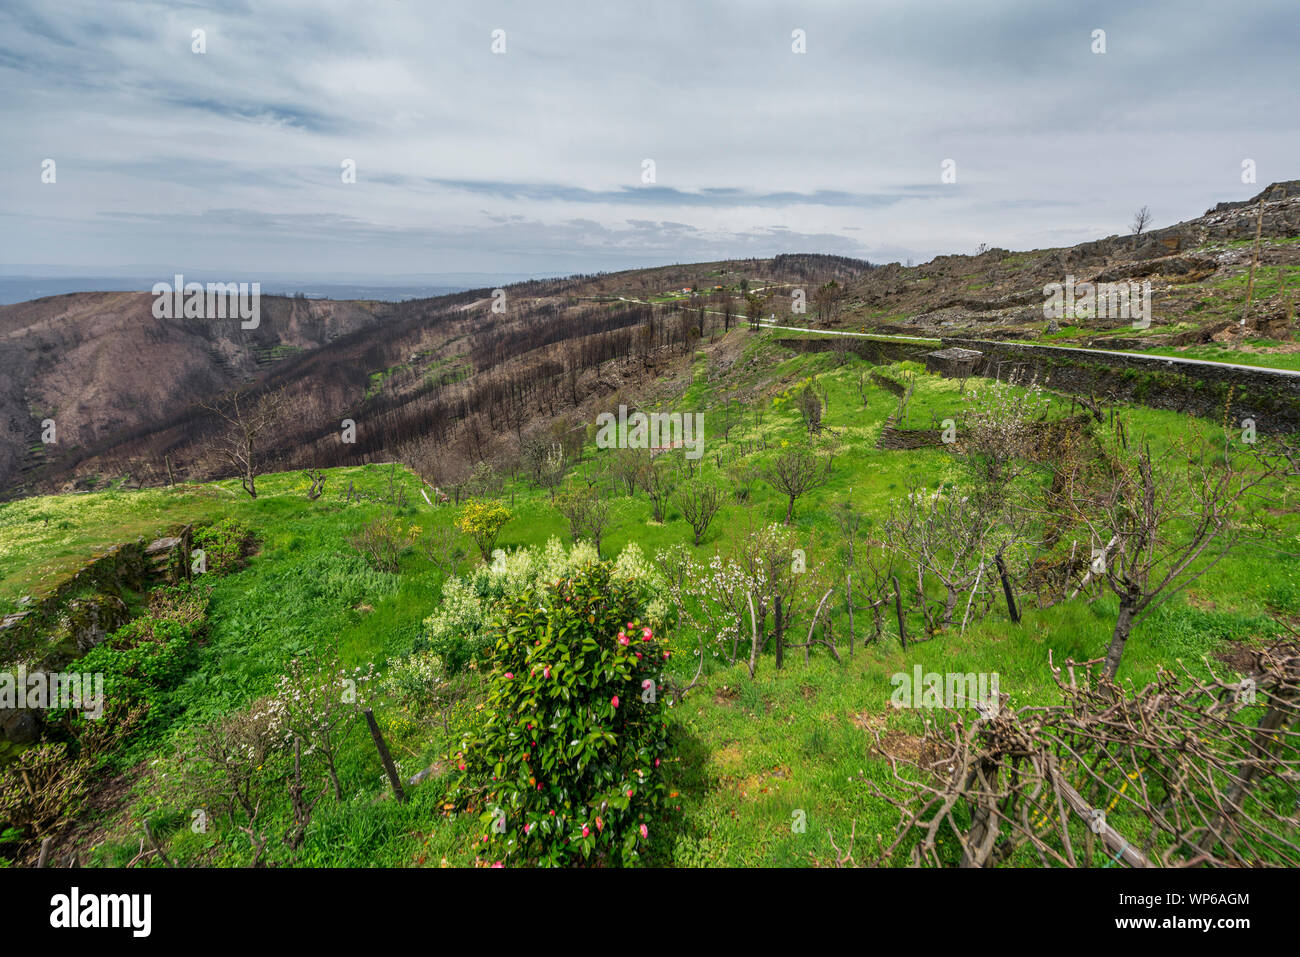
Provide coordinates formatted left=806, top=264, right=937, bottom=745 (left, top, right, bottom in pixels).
left=3, top=327, right=1297, bottom=867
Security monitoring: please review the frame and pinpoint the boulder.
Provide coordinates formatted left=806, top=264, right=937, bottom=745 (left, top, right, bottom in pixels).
left=0, top=707, right=42, bottom=745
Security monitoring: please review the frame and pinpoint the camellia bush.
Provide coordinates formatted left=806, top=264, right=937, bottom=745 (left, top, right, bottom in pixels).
left=447, top=552, right=672, bottom=866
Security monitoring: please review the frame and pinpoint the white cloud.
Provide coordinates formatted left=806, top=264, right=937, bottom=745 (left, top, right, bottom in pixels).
left=0, top=0, right=1295, bottom=276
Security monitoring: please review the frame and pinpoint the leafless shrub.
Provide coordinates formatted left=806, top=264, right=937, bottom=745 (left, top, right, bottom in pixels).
left=872, top=646, right=1300, bottom=868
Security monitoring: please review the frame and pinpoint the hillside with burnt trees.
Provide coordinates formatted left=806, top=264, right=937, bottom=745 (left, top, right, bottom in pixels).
left=1, top=255, right=874, bottom=498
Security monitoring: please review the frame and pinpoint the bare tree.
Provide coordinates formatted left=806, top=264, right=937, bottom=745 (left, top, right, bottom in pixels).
left=720, top=289, right=736, bottom=332
left=881, top=483, right=1000, bottom=632
left=717, top=396, right=742, bottom=442
left=200, top=387, right=288, bottom=499
left=735, top=522, right=818, bottom=673
left=957, top=377, right=1050, bottom=513
left=555, top=481, right=611, bottom=556
left=1131, top=205, right=1153, bottom=241
left=836, top=500, right=892, bottom=653
left=522, top=435, right=566, bottom=500
left=674, top=477, right=724, bottom=546
left=798, top=384, right=823, bottom=434
left=855, top=370, right=872, bottom=409
left=763, top=444, right=831, bottom=524
left=812, top=280, right=842, bottom=324
left=642, top=453, right=679, bottom=523
left=745, top=290, right=769, bottom=331
left=608, top=446, right=646, bottom=496
left=1062, top=428, right=1277, bottom=680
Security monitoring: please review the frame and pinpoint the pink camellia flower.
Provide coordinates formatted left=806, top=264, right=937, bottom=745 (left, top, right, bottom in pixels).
left=504, top=672, right=514, bottom=680
left=536, top=782, right=542, bottom=790
left=618, top=634, right=630, bottom=646
left=492, top=861, right=504, bottom=868
left=524, top=823, right=532, bottom=834
left=582, top=825, right=590, bottom=838
left=642, top=627, right=652, bottom=641
left=639, top=824, right=649, bottom=840
left=654, top=757, right=661, bottom=767
left=595, top=816, right=604, bottom=832
left=543, top=666, right=551, bottom=679
left=611, top=695, right=620, bottom=708
left=635, top=652, right=642, bottom=659
left=642, top=679, right=652, bottom=689
left=626, top=622, right=634, bottom=629
left=549, top=809, right=555, bottom=816
left=626, top=788, right=633, bottom=798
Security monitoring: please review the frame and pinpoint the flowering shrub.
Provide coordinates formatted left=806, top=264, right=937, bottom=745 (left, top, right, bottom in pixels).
left=382, top=648, right=453, bottom=718
left=424, top=538, right=664, bottom=674
left=268, top=655, right=375, bottom=799
left=447, top=556, right=671, bottom=866
left=455, top=501, right=513, bottom=561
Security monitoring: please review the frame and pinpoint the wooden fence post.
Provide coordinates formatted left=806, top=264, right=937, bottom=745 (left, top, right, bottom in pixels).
left=363, top=708, right=406, bottom=803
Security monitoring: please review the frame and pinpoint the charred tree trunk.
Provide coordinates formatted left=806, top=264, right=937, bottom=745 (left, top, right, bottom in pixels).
left=994, top=548, right=1020, bottom=623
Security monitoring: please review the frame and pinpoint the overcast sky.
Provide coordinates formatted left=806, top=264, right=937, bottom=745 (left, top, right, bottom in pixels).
left=1, top=0, right=1296, bottom=281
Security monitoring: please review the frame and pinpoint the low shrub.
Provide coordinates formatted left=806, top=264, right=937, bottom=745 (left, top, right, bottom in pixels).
left=193, top=517, right=256, bottom=575
left=348, top=513, right=418, bottom=573
left=382, top=649, right=459, bottom=719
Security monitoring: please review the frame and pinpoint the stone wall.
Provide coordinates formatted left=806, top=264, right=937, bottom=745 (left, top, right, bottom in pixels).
left=1, top=531, right=190, bottom=749
left=870, top=370, right=908, bottom=397
left=775, top=336, right=932, bottom=365
left=942, top=337, right=1300, bottom=431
